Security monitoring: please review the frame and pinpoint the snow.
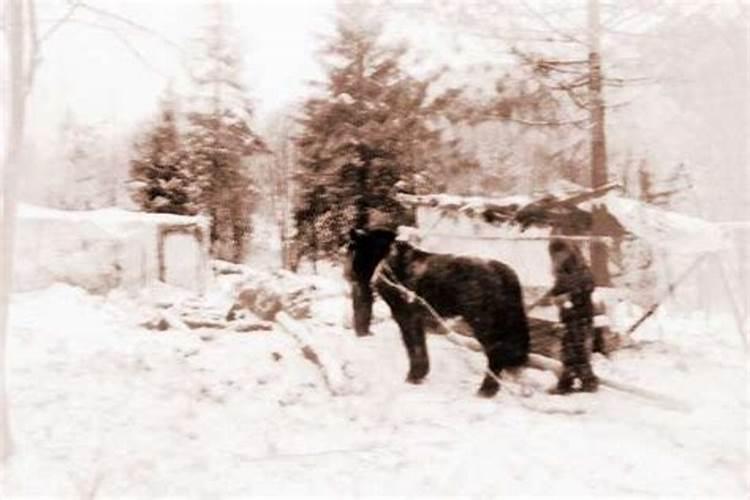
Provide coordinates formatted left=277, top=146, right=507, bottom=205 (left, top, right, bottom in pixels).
left=2, top=276, right=747, bottom=498
left=601, top=193, right=728, bottom=254
left=401, top=190, right=730, bottom=258
left=409, top=206, right=558, bottom=287
left=13, top=204, right=209, bottom=294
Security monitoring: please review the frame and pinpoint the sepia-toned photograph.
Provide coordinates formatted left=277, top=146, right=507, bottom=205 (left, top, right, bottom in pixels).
left=1, top=0, right=748, bottom=497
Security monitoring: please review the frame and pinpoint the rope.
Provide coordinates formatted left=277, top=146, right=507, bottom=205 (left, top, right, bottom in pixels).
left=371, top=263, right=512, bottom=391
left=369, top=259, right=691, bottom=413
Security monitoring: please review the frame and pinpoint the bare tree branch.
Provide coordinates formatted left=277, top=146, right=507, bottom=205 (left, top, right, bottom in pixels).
left=76, top=1, right=180, bottom=50
left=57, top=19, right=168, bottom=77
left=38, top=0, right=80, bottom=44
left=549, top=76, right=590, bottom=91
left=25, top=0, right=41, bottom=96
left=459, top=26, right=580, bottom=46
left=539, top=58, right=590, bottom=66
left=604, top=99, right=635, bottom=110
left=603, top=76, right=658, bottom=87
left=22, top=0, right=184, bottom=94
left=110, top=30, right=167, bottom=77
left=562, top=86, right=590, bottom=110
left=506, top=115, right=590, bottom=128
left=601, top=1, right=656, bottom=31
left=518, top=0, right=587, bottom=46
left=535, top=62, right=589, bottom=76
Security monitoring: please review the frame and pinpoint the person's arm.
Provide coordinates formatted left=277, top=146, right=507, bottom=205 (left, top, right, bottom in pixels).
left=533, top=273, right=570, bottom=308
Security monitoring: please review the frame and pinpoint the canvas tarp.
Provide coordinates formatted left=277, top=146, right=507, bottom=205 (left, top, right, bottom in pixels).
left=598, top=194, right=728, bottom=254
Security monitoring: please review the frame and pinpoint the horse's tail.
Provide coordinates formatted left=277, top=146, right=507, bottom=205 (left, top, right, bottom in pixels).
left=491, top=261, right=531, bottom=366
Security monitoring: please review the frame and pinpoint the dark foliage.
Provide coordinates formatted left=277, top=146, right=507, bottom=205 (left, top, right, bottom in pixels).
left=129, top=93, right=199, bottom=216
left=294, top=6, right=477, bottom=260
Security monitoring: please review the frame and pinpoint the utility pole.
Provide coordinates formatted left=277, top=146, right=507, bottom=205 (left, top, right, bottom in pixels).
left=587, top=0, right=611, bottom=286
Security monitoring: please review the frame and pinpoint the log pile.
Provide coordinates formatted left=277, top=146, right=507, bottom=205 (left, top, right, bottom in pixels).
left=224, top=271, right=348, bottom=395
left=225, top=269, right=315, bottom=322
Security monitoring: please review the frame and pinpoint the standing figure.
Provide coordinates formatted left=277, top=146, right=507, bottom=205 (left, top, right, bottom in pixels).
left=544, top=238, right=600, bottom=394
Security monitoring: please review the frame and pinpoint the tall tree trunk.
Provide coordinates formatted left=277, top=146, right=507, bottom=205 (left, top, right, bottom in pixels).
left=281, top=141, right=297, bottom=270
left=587, top=0, right=611, bottom=286
left=1, top=0, right=25, bottom=463
left=278, top=160, right=291, bottom=270
left=354, top=49, right=369, bottom=230
left=355, top=159, right=369, bottom=229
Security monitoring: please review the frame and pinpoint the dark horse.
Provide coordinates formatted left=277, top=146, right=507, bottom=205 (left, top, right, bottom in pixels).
left=347, top=228, right=530, bottom=397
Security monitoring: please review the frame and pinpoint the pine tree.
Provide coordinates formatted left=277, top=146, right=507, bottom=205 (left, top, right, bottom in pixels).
left=129, top=89, right=198, bottom=215
left=183, top=2, right=267, bottom=262
left=56, top=110, right=109, bottom=210
left=294, top=4, right=476, bottom=259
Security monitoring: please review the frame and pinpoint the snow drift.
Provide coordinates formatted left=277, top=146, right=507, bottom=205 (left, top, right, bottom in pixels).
left=13, top=204, right=210, bottom=294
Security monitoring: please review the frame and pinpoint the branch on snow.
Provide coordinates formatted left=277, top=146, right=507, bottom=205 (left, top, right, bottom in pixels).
left=276, top=312, right=349, bottom=396
left=507, top=116, right=591, bottom=127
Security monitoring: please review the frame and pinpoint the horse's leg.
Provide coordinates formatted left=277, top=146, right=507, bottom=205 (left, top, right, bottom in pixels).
left=476, top=341, right=504, bottom=397
left=468, top=317, right=502, bottom=397
left=391, top=303, right=429, bottom=383
left=474, top=312, right=530, bottom=397
left=351, top=279, right=373, bottom=336
left=406, top=313, right=429, bottom=383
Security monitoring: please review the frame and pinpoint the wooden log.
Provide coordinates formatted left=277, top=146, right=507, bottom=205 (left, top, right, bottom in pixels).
left=228, top=274, right=313, bottom=321
left=182, top=317, right=229, bottom=330
left=625, top=253, right=709, bottom=335
left=160, top=309, right=190, bottom=331
left=276, top=312, right=347, bottom=396
left=442, top=331, right=690, bottom=412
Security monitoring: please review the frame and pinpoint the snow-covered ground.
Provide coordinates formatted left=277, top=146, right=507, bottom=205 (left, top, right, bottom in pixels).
left=2, top=276, right=748, bottom=498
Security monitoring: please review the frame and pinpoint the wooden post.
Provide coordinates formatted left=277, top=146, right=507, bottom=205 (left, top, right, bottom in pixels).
left=711, top=254, right=747, bottom=346
left=624, top=253, right=708, bottom=336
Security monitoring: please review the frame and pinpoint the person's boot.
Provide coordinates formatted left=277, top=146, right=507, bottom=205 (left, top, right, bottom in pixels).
left=580, top=365, right=600, bottom=393
left=548, top=367, right=575, bottom=395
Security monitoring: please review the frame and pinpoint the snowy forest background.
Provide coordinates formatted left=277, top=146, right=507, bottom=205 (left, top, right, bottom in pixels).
left=1, top=0, right=748, bottom=498
left=4, top=0, right=748, bottom=264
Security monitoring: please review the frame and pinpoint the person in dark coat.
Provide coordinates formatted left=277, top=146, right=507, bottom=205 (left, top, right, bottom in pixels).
left=542, top=237, right=600, bottom=394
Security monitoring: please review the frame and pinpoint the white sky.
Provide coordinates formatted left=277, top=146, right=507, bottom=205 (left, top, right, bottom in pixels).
left=27, top=0, right=336, bottom=133
left=21, top=0, right=709, bottom=133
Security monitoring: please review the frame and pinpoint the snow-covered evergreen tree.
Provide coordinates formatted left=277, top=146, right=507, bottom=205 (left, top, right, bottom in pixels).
left=294, top=3, right=476, bottom=259
left=184, top=1, right=266, bottom=262
left=56, top=110, right=109, bottom=210
left=129, top=88, right=199, bottom=215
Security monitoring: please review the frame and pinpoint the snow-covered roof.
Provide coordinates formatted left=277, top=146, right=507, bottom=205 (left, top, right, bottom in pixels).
left=19, top=203, right=209, bottom=227
left=398, top=192, right=532, bottom=214
left=397, top=183, right=625, bottom=236
left=399, top=186, right=727, bottom=253
left=602, top=194, right=727, bottom=254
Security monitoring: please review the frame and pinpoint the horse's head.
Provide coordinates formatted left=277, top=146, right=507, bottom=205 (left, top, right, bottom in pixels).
left=347, top=227, right=397, bottom=284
